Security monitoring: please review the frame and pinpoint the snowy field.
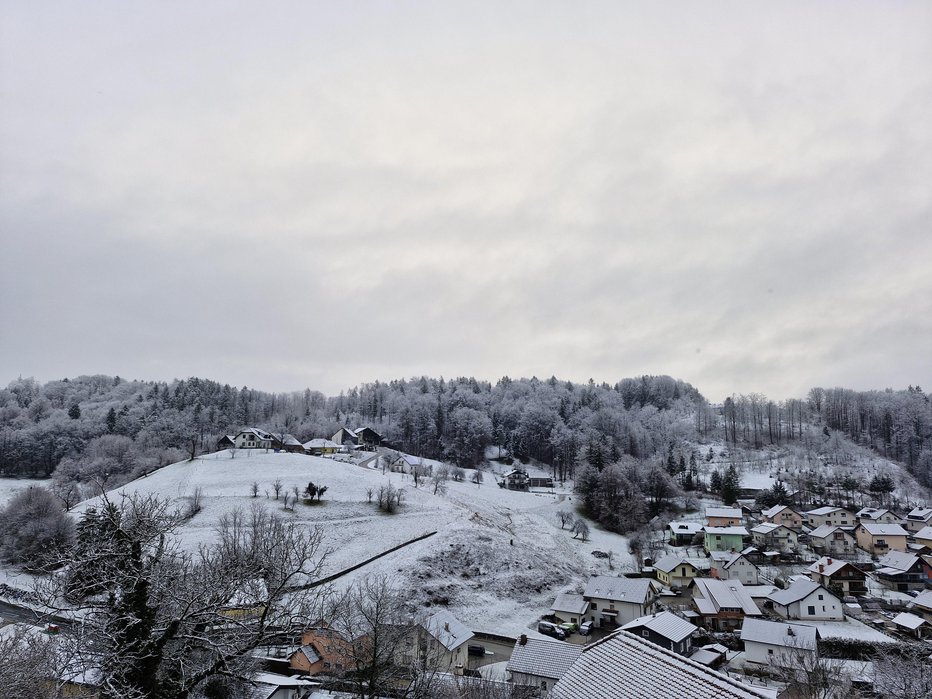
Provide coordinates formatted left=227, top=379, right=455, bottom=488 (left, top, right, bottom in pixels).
left=0, top=477, right=48, bottom=507
left=72, top=450, right=633, bottom=638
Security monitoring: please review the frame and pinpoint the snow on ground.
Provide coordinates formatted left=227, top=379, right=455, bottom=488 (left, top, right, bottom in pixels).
left=0, top=477, right=49, bottom=507
left=72, top=450, right=633, bottom=638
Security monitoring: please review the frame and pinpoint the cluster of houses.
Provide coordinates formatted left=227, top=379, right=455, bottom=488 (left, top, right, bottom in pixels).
left=216, top=426, right=385, bottom=456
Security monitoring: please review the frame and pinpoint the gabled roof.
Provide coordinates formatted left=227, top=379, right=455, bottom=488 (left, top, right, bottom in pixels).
left=807, top=524, right=849, bottom=539
left=422, top=610, right=473, bottom=651
left=303, top=438, right=341, bottom=449
left=552, top=593, right=588, bottom=616
left=740, top=618, right=816, bottom=650
left=723, top=552, right=756, bottom=570
left=551, top=630, right=775, bottom=699
left=668, top=521, right=704, bottom=534
left=858, top=522, right=908, bottom=537
left=750, top=522, right=790, bottom=535
left=238, top=427, right=275, bottom=440
left=706, top=507, right=743, bottom=519
left=761, top=504, right=797, bottom=519
left=506, top=637, right=582, bottom=681
left=768, top=580, right=829, bottom=606
left=856, top=507, right=894, bottom=519
left=621, top=611, right=698, bottom=643
left=653, top=554, right=700, bottom=574
left=808, top=557, right=861, bottom=578
left=892, top=612, right=926, bottom=631
left=906, top=507, right=932, bottom=521
left=877, top=550, right=920, bottom=573
left=704, top=526, right=749, bottom=536
left=805, top=506, right=848, bottom=516
left=692, top=579, right=761, bottom=616
left=915, top=526, right=932, bottom=540
left=583, top=576, right=654, bottom=605
left=908, top=590, right=932, bottom=611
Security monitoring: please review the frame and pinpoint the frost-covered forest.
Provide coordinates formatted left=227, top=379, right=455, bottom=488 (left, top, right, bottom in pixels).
left=0, top=373, right=930, bottom=502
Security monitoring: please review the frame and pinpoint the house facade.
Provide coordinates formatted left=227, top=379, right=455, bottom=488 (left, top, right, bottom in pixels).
left=710, top=551, right=760, bottom=585
left=740, top=618, right=817, bottom=670
left=807, top=557, right=867, bottom=596
left=667, top=521, right=703, bottom=545
left=807, top=524, right=856, bottom=557
left=234, top=427, right=276, bottom=450
left=855, top=523, right=908, bottom=555
left=620, top=611, right=697, bottom=655
left=506, top=635, right=581, bottom=696
left=761, top=505, right=803, bottom=529
left=550, top=593, right=589, bottom=626
left=691, top=579, right=762, bottom=631
left=856, top=507, right=901, bottom=526
left=768, top=580, right=843, bottom=621
left=750, top=523, right=798, bottom=551
left=874, top=551, right=930, bottom=592
left=706, top=507, right=744, bottom=527
left=703, top=526, right=748, bottom=553
left=905, top=507, right=932, bottom=534
left=582, top=576, right=659, bottom=627
left=804, top=507, right=854, bottom=528
left=652, top=555, right=705, bottom=589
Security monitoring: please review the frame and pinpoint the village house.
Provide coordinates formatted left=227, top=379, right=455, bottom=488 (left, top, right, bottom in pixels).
left=582, top=575, right=659, bottom=627
left=501, top=468, right=530, bottom=490
left=690, top=578, right=761, bottom=631
left=703, top=526, right=748, bottom=553
left=807, top=557, right=867, bottom=596
left=873, top=551, right=930, bottom=592
left=709, top=550, right=760, bottom=585
left=750, top=522, right=798, bottom=551
left=217, top=434, right=236, bottom=450
left=289, top=625, right=356, bottom=676
left=768, top=580, right=843, bottom=621
left=302, top=438, right=341, bottom=456
left=667, top=521, right=703, bottom=546
left=551, top=630, right=775, bottom=699
left=907, top=590, right=932, bottom=624
left=331, top=427, right=359, bottom=447
left=855, top=522, right=909, bottom=555
left=915, top=526, right=932, bottom=549
left=804, top=506, right=854, bottom=529
left=904, top=507, right=932, bottom=534
left=249, top=673, right=317, bottom=699
left=891, top=612, right=929, bottom=640
left=705, top=507, right=744, bottom=527
left=234, top=427, right=276, bottom=450
left=277, top=434, right=306, bottom=453
left=740, top=618, right=817, bottom=670
left=856, top=507, right=901, bottom=526
left=405, top=610, right=474, bottom=671
left=550, top=593, right=589, bottom=626
left=390, top=453, right=429, bottom=475
left=760, top=504, right=803, bottom=529
left=620, top=611, right=698, bottom=655
left=652, top=555, right=707, bottom=589
left=353, top=426, right=384, bottom=449
left=506, top=635, right=582, bottom=696
left=807, top=524, right=856, bottom=557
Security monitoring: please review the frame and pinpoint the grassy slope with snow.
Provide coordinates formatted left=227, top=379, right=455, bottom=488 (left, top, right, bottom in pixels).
left=73, top=450, right=632, bottom=637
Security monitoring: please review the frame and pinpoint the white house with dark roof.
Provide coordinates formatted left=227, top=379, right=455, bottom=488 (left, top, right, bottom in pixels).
left=506, top=635, right=582, bottom=696
left=804, top=506, right=854, bottom=528
left=807, top=524, right=856, bottom=556
left=620, top=611, right=698, bottom=655
left=234, top=427, right=276, bottom=450
left=582, top=576, right=659, bottom=627
left=551, top=630, right=775, bottom=699
left=550, top=593, right=588, bottom=626
left=740, top=618, right=817, bottom=669
left=768, top=580, right=843, bottom=621
left=905, top=507, right=932, bottom=534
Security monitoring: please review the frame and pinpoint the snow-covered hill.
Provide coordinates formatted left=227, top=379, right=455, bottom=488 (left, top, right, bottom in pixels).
left=75, top=450, right=632, bottom=637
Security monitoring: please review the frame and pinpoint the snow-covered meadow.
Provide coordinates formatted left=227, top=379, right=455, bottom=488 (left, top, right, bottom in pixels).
left=73, top=450, right=633, bottom=637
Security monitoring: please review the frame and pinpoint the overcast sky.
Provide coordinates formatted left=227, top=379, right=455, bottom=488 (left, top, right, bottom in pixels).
left=1, top=2, right=930, bottom=402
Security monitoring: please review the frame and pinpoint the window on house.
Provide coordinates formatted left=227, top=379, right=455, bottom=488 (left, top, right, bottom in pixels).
left=768, top=649, right=774, bottom=655
left=591, top=603, right=597, bottom=611
left=642, top=630, right=649, bottom=637
left=818, top=595, right=823, bottom=600
left=808, top=606, right=816, bottom=615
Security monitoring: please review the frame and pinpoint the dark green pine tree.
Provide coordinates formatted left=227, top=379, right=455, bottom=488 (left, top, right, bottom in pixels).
left=106, top=407, right=117, bottom=433
left=722, top=464, right=741, bottom=505
left=68, top=403, right=81, bottom=420
left=709, top=470, right=723, bottom=493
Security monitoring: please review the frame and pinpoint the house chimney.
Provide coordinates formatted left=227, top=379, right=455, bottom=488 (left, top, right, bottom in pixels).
left=519, top=634, right=528, bottom=646
left=827, top=558, right=833, bottom=565
left=819, top=564, right=824, bottom=573
left=444, top=622, right=450, bottom=632
left=787, top=627, right=795, bottom=636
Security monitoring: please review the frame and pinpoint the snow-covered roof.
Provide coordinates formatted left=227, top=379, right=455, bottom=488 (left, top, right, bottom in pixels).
left=805, top=506, right=847, bottom=516
left=909, top=590, right=932, bottom=611
left=892, top=612, right=926, bottom=631
left=906, top=507, right=932, bottom=521
left=856, top=507, right=893, bottom=520
left=740, top=618, right=816, bottom=650
left=750, top=523, right=785, bottom=535
left=621, top=611, right=698, bottom=643
left=761, top=504, right=796, bottom=519
left=914, top=525, right=932, bottom=540
left=706, top=507, right=742, bottom=519
left=723, top=552, right=755, bottom=570
left=506, top=637, right=582, bottom=681
left=422, top=610, right=473, bottom=651
left=807, top=524, right=847, bottom=539
left=692, top=579, right=761, bottom=616
left=877, top=551, right=919, bottom=573
left=551, top=593, right=588, bottom=616
left=584, top=576, right=654, bottom=605
left=653, top=554, right=697, bottom=574
left=551, top=630, right=775, bottom=699
left=303, top=438, right=340, bottom=449
left=858, top=522, right=908, bottom=536
left=793, top=619, right=896, bottom=643
left=703, top=526, right=749, bottom=536
left=768, top=580, right=827, bottom=606
left=668, top=521, right=703, bottom=533
left=238, top=427, right=275, bottom=440
left=808, top=557, right=859, bottom=578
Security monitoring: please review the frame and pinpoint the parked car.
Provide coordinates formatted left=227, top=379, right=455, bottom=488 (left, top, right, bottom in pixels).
left=537, top=621, right=567, bottom=640
left=559, top=622, right=578, bottom=634
left=578, top=621, right=592, bottom=636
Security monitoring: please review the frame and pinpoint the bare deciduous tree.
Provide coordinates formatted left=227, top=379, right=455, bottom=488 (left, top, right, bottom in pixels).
left=272, top=479, right=283, bottom=500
